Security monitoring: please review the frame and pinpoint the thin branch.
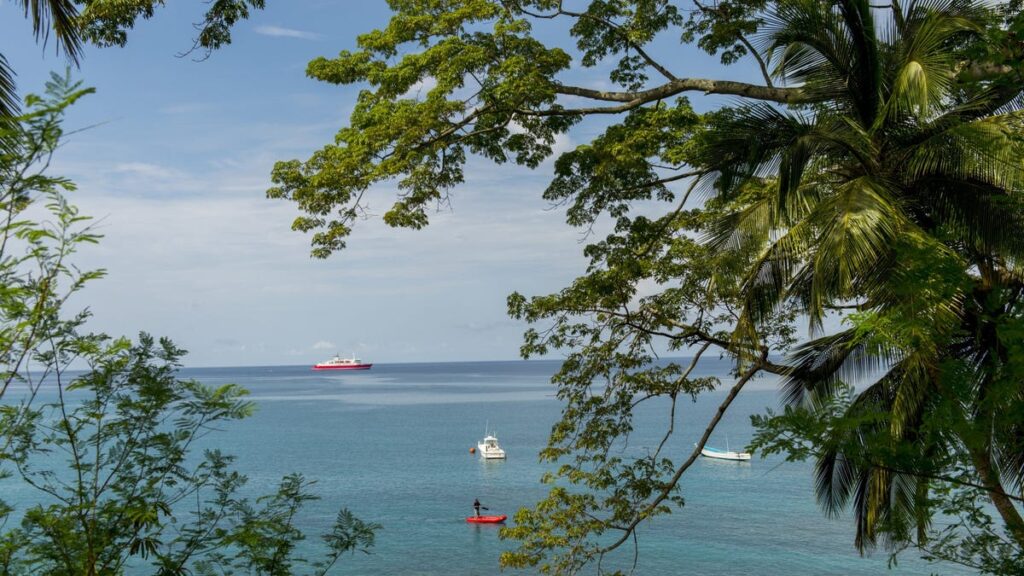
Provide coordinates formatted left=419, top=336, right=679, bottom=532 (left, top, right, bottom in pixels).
left=691, top=0, right=773, bottom=88
left=622, top=169, right=703, bottom=194
left=634, top=171, right=708, bottom=260
left=598, top=350, right=769, bottom=555
left=651, top=343, right=710, bottom=460
left=508, top=0, right=678, bottom=82
left=738, top=34, right=774, bottom=88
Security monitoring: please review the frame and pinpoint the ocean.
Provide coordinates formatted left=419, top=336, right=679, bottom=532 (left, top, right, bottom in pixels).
left=5, top=359, right=970, bottom=575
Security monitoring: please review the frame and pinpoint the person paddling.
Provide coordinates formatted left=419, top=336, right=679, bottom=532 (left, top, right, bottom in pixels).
left=473, top=498, right=485, bottom=517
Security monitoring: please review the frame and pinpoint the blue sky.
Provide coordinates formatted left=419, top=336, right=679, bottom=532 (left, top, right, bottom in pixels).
left=1, top=2, right=762, bottom=367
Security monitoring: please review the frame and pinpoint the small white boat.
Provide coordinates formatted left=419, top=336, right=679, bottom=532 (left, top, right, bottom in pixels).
left=697, top=437, right=751, bottom=461
left=477, top=434, right=506, bottom=459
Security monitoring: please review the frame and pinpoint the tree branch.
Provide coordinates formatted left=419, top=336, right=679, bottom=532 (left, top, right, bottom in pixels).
left=541, top=78, right=809, bottom=116
left=508, top=0, right=679, bottom=82
left=691, top=0, right=773, bottom=88
left=738, top=34, right=774, bottom=88
left=598, top=350, right=768, bottom=555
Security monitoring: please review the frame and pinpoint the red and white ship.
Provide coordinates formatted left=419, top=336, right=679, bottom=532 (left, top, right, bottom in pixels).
left=313, top=355, right=372, bottom=371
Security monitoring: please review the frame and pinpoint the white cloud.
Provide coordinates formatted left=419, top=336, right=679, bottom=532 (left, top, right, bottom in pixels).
left=60, top=174, right=587, bottom=366
left=506, top=121, right=576, bottom=161
left=12, top=4, right=622, bottom=368
left=51, top=83, right=591, bottom=368
left=401, top=77, right=437, bottom=100
left=112, top=162, right=179, bottom=179
left=254, top=25, right=321, bottom=40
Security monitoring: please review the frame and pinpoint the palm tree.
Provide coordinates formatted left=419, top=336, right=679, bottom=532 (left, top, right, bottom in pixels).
left=2, top=0, right=81, bottom=117
left=698, top=0, right=1024, bottom=551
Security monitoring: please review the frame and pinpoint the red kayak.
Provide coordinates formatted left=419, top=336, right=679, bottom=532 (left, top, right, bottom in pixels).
left=466, top=515, right=507, bottom=524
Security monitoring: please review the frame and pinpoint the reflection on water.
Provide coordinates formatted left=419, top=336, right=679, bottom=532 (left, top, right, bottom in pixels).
left=477, top=456, right=507, bottom=482
left=253, top=389, right=551, bottom=405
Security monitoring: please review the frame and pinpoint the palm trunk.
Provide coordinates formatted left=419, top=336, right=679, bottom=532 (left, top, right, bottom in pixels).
left=965, top=440, right=1024, bottom=548
left=954, top=282, right=1024, bottom=547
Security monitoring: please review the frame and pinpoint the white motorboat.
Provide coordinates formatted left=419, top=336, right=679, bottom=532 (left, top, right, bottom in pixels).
left=699, top=445, right=752, bottom=461
left=477, top=434, right=506, bottom=459
left=697, top=437, right=751, bottom=461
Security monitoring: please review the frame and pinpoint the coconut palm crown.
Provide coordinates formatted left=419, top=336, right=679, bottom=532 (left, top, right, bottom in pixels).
left=700, top=0, right=1024, bottom=552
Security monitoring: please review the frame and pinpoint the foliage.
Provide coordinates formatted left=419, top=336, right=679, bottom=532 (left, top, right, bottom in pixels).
left=269, top=0, right=1024, bottom=574
left=0, top=78, right=378, bottom=575
left=75, top=0, right=266, bottom=56
left=0, top=68, right=101, bottom=573
left=1, top=335, right=379, bottom=575
left=693, top=1, right=1024, bottom=569
left=751, top=383, right=1024, bottom=574
left=0, top=70, right=99, bottom=409
left=500, top=181, right=799, bottom=573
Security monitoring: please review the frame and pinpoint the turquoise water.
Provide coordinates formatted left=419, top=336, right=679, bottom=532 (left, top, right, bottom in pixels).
left=190, top=360, right=964, bottom=575
left=6, top=360, right=969, bottom=574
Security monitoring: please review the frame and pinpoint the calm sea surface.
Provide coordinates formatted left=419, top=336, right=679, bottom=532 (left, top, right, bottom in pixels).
left=7, top=360, right=970, bottom=575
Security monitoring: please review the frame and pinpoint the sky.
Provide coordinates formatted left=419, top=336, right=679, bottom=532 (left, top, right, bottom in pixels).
left=0, top=1, right=764, bottom=367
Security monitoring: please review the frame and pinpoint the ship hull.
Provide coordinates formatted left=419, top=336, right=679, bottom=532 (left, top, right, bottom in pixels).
left=312, top=364, right=373, bottom=370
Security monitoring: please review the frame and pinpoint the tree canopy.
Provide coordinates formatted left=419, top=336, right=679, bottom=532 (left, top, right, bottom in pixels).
left=269, top=1, right=1024, bottom=573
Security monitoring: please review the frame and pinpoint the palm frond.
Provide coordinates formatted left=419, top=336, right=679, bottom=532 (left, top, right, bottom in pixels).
left=705, top=192, right=777, bottom=253
left=815, top=378, right=892, bottom=525
left=783, top=328, right=903, bottom=407
left=0, top=54, right=16, bottom=119
left=17, top=0, right=82, bottom=62
left=996, top=413, right=1024, bottom=494
left=887, top=352, right=935, bottom=438
left=816, top=449, right=862, bottom=518
left=763, top=1, right=854, bottom=105
left=698, top=104, right=817, bottom=201
left=808, top=176, right=906, bottom=325
left=734, top=217, right=818, bottom=330
left=813, top=367, right=933, bottom=551
left=896, top=7, right=980, bottom=113
left=912, top=177, right=1024, bottom=257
